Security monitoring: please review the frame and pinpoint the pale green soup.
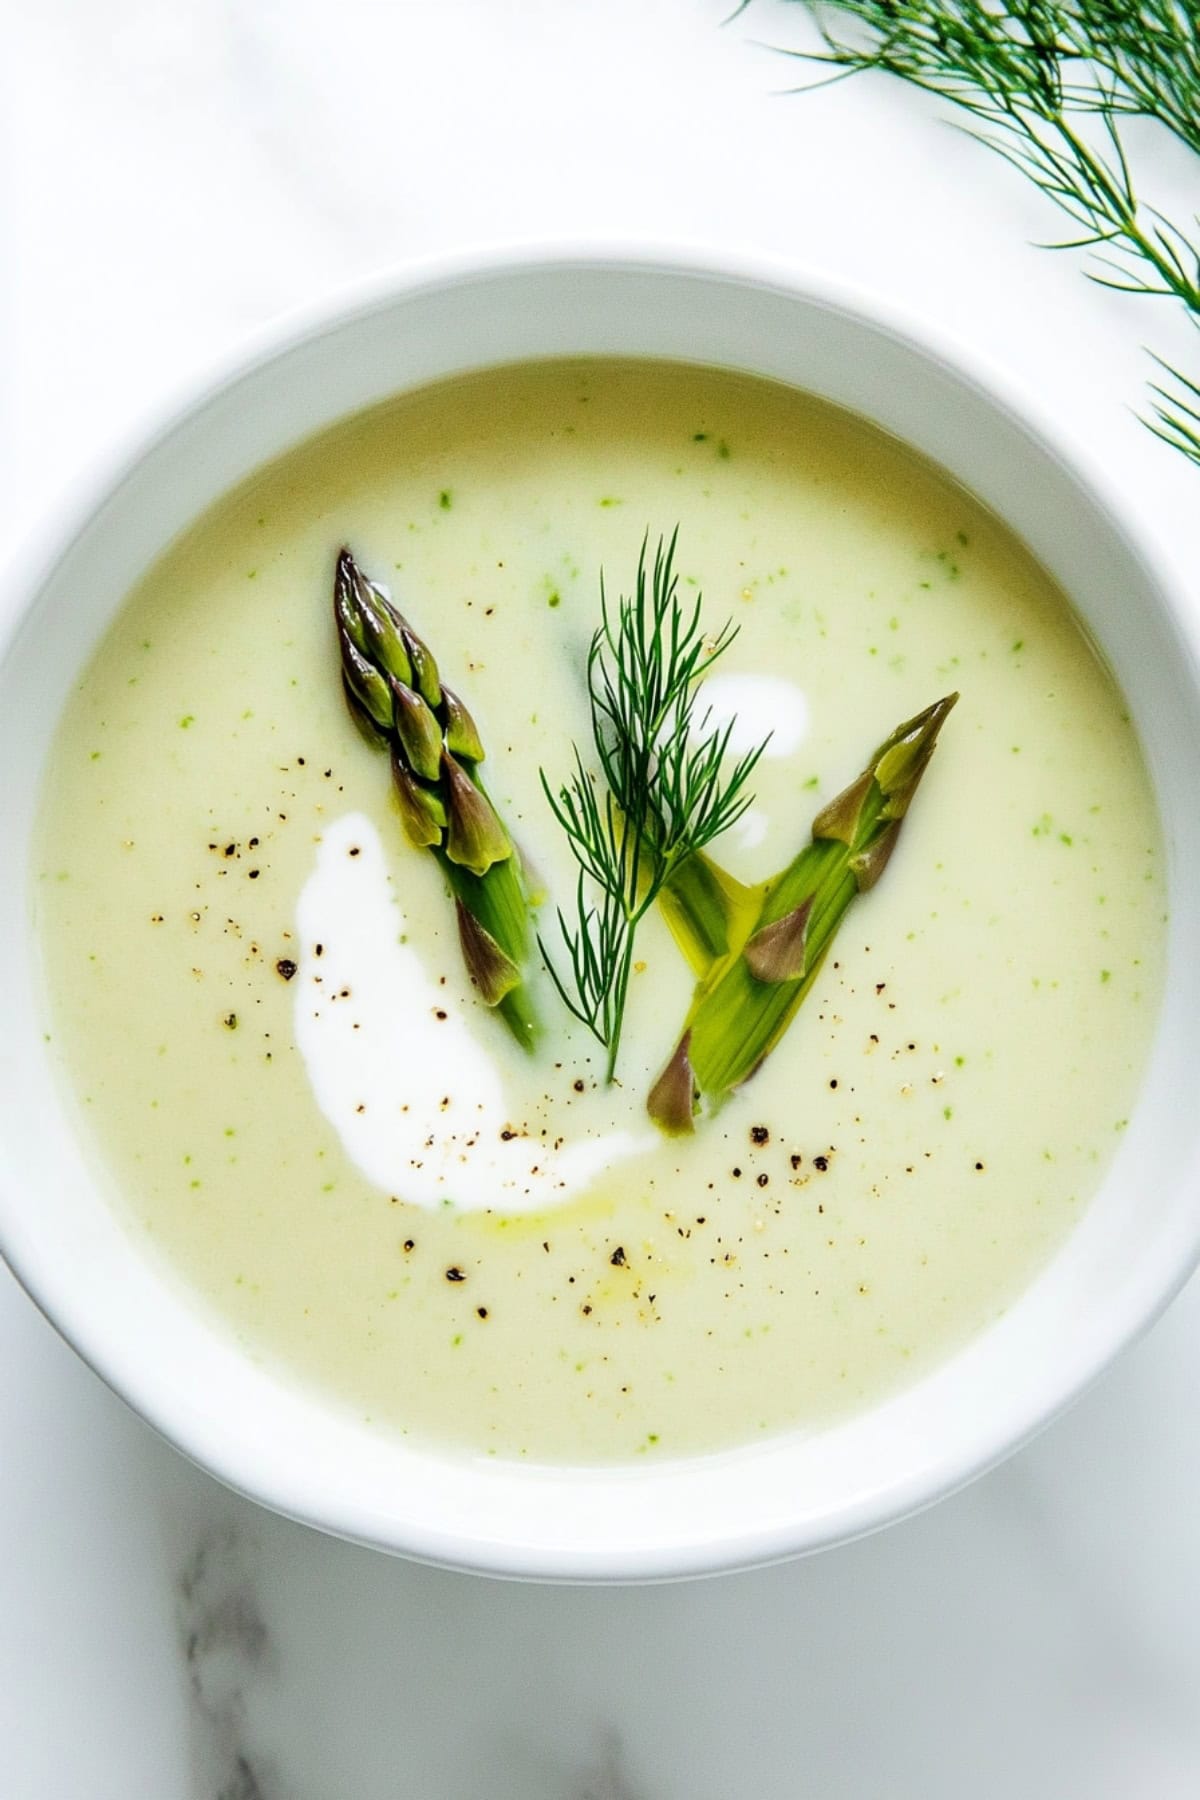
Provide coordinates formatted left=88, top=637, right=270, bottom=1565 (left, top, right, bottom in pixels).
left=34, top=361, right=1165, bottom=1463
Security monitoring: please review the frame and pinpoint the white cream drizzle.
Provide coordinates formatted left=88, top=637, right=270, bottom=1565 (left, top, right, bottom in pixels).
left=732, top=808, right=770, bottom=851
left=293, top=814, right=647, bottom=1213
left=699, top=673, right=809, bottom=759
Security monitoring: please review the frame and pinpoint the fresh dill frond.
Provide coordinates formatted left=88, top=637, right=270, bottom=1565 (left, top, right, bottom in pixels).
left=540, top=530, right=769, bottom=1082
left=768, top=0, right=1200, bottom=468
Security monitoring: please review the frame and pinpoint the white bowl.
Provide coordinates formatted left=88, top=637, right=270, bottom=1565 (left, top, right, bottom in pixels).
left=3, top=246, right=1200, bottom=1581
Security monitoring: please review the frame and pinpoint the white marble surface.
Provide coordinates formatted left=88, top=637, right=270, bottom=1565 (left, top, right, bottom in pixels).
left=3, top=3, right=1200, bottom=1795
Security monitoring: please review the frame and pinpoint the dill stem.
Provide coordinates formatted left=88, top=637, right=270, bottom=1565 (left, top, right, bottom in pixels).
left=604, top=934, right=638, bottom=1084
left=605, top=874, right=662, bottom=1082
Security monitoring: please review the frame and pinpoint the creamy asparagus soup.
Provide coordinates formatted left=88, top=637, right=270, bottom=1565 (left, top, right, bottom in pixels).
left=34, top=360, right=1165, bottom=1463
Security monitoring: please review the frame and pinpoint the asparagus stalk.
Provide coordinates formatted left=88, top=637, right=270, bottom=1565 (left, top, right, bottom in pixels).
left=647, top=694, right=958, bottom=1133
left=334, top=547, right=540, bottom=1051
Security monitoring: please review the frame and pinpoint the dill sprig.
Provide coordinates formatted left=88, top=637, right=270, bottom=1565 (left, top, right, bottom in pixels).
left=767, top=0, right=1200, bottom=467
left=540, top=530, right=769, bottom=1083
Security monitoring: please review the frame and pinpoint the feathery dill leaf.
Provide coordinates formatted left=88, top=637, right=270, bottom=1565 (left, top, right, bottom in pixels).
left=765, top=0, right=1200, bottom=468
left=540, top=530, right=769, bottom=1082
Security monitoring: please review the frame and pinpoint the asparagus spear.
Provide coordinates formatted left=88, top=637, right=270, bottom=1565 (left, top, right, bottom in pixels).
left=334, top=547, right=540, bottom=1051
left=647, top=694, right=958, bottom=1133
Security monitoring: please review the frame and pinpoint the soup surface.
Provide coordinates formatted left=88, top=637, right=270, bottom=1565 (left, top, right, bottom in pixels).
left=34, top=360, right=1165, bottom=1462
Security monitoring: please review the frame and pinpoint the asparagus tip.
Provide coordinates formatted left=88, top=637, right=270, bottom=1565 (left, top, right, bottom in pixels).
left=874, top=691, right=958, bottom=815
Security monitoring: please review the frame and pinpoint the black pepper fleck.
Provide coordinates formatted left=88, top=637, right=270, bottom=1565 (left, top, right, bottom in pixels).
left=275, top=959, right=297, bottom=981
left=610, top=1246, right=626, bottom=1267
left=750, top=1125, right=769, bottom=1145
left=814, top=1155, right=829, bottom=1172
left=445, top=1266, right=466, bottom=1282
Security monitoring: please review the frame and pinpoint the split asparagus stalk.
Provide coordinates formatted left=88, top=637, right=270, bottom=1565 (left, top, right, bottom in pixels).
left=656, top=850, right=762, bottom=978
left=648, top=693, right=958, bottom=1133
left=334, top=548, right=540, bottom=1051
